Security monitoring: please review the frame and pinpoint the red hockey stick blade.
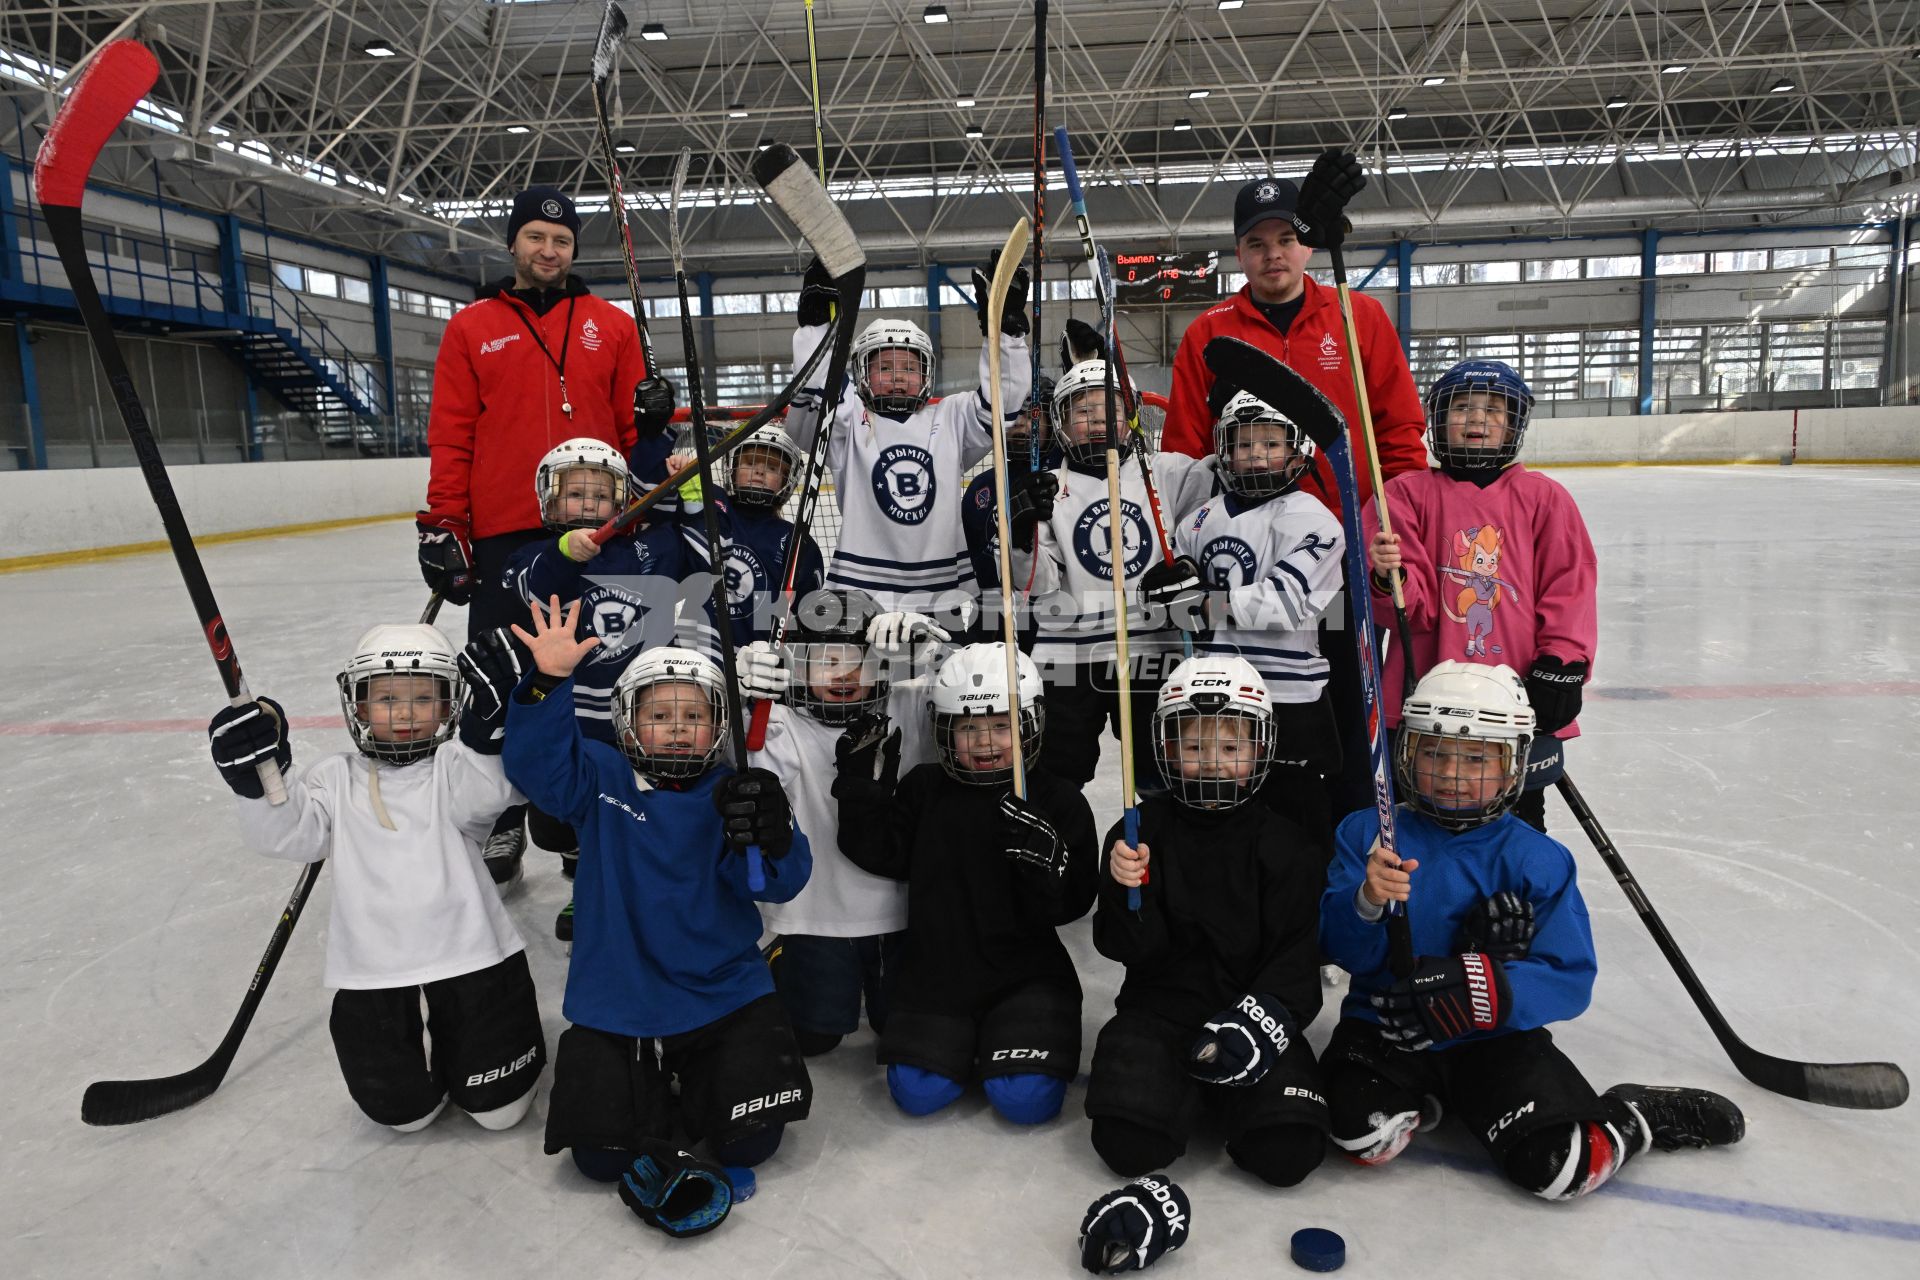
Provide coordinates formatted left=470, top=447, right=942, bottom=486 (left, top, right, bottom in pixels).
left=33, top=40, right=160, bottom=209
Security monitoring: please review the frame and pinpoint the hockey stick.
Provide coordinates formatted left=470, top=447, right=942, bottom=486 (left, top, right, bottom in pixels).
left=81, top=593, right=447, bottom=1126
left=1028, top=0, right=1048, bottom=473
left=33, top=42, right=285, bottom=807
left=1203, top=338, right=1413, bottom=976
left=1554, top=774, right=1908, bottom=1109
left=988, top=218, right=1034, bottom=799
left=588, top=2, right=659, bottom=378
left=1095, top=263, right=1146, bottom=912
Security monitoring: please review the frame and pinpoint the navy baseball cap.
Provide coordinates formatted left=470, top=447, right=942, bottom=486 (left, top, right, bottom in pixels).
left=1233, top=178, right=1300, bottom=240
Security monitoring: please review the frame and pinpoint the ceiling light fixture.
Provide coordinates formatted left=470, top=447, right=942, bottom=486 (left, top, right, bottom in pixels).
left=640, top=23, right=668, bottom=41
left=1187, top=88, right=1211, bottom=99
left=1662, top=63, right=1688, bottom=74
left=1173, top=118, right=1192, bottom=131
left=956, top=95, right=976, bottom=107
left=362, top=42, right=396, bottom=58
left=1423, top=75, right=1446, bottom=86
left=1386, top=107, right=1408, bottom=120
left=506, top=125, right=530, bottom=135
left=923, top=5, right=949, bottom=23
left=1770, top=79, right=1793, bottom=93
left=965, top=122, right=984, bottom=138
left=728, top=103, right=749, bottom=118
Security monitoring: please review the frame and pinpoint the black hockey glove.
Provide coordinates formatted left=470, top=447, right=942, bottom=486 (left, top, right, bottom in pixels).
left=999, top=793, right=1069, bottom=879
left=1291, top=149, right=1366, bottom=251
left=1525, top=655, right=1588, bottom=735
left=1187, top=992, right=1297, bottom=1086
left=796, top=256, right=838, bottom=327
left=1007, top=469, right=1060, bottom=546
left=458, top=628, right=525, bottom=724
left=1061, top=316, right=1107, bottom=370
left=831, top=712, right=903, bottom=806
left=617, top=1140, right=733, bottom=1238
left=972, top=250, right=1032, bottom=338
left=208, top=697, right=291, bottom=800
left=1371, top=952, right=1512, bottom=1051
left=1139, top=556, right=1208, bottom=633
left=1078, top=1173, right=1191, bottom=1274
left=714, top=767, right=795, bottom=860
left=634, top=375, right=677, bottom=438
left=1456, top=891, right=1537, bottom=962
left=415, top=514, right=474, bottom=606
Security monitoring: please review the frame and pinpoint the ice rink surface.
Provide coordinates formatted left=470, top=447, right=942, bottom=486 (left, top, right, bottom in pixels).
left=4, top=464, right=1918, bottom=1279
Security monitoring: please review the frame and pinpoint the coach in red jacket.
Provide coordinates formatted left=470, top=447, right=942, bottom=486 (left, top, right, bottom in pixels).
left=1161, top=177, right=1426, bottom=510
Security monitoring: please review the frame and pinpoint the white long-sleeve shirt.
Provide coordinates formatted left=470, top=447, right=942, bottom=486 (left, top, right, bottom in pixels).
left=235, top=744, right=526, bottom=990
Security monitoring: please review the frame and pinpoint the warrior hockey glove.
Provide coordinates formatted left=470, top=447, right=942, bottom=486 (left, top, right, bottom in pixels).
left=634, top=375, right=678, bottom=438
left=1525, top=656, right=1588, bottom=734
left=459, top=628, right=526, bottom=724
left=714, top=767, right=795, bottom=860
left=1078, top=1173, right=1191, bottom=1274
left=1008, top=469, right=1060, bottom=546
left=1139, top=556, right=1208, bottom=632
left=618, top=1141, right=733, bottom=1239
left=1291, top=149, right=1366, bottom=250
left=1371, top=952, right=1512, bottom=1051
left=832, top=712, right=902, bottom=803
left=796, top=255, right=838, bottom=327
left=1187, top=992, right=1296, bottom=1086
left=973, top=250, right=1032, bottom=338
left=866, top=611, right=951, bottom=663
left=415, top=514, right=474, bottom=606
left=1061, top=317, right=1108, bottom=370
left=737, top=639, right=790, bottom=704
left=999, top=793, right=1069, bottom=879
left=208, top=698, right=292, bottom=799
left=1456, top=891, right=1537, bottom=962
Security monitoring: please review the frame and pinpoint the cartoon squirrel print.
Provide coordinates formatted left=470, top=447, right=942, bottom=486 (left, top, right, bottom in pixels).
left=1438, top=525, right=1517, bottom=657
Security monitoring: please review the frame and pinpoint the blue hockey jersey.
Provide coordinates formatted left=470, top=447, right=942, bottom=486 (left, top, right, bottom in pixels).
left=724, top=503, right=823, bottom=644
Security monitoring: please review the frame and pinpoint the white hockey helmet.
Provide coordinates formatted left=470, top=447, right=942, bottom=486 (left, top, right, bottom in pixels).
left=1213, top=390, right=1317, bottom=498
left=851, top=318, right=935, bottom=416
left=722, top=422, right=803, bottom=510
left=536, top=437, right=631, bottom=530
left=611, top=646, right=729, bottom=780
left=337, top=623, right=463, bottom=765
left=1153, top=655, right=1275, bottom=810
left=929, top=642, right=1045, bottom=786
left=1395, top=660, right=1536, bottom=830
left=1052, top=358, right=1134, bottom=466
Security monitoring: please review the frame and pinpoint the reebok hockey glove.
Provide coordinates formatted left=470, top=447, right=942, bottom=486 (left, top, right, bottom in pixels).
left=1187, top=992, right=1296, bottom=1086
left=1371, top=952, right=1512, bottom=1051
left=1007, top=469, right=1060, bottom=546
left=796, top=255, right=838, bottom=327
left=1139, top=556, right=1208, bottom=632
left=998, top=793, right=1069, bottom=879
left=617, top=1141, right=733, bottom=1239
left=972, top=249, right=1032, bottom=338
left=415, top=514, right=475, bottom=606
left=1456, top=891, right=1537, bottom=962
left=714, top=767, right=795, bottom=859
left=1525, top=655, right=1588, bottom=734
left=1291, top=149, right=1366, bottom=250
left=208, top=698, right=292, bottom=799
left=832, top=712, right=902, bottom=803
left=458, top=628, right=525, bottom=724
left=633, top=375, right=678, bottom=438
left=1061, top=317, right=1107, bottom=370
left=1078, top=1173, right=1191, bottom=1274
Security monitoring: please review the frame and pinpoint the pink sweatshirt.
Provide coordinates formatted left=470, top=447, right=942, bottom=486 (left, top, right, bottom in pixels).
left=1367, top=465, right=1598, bottom=735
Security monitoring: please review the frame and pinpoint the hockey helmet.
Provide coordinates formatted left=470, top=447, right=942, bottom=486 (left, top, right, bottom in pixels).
left=536, top=437, right=631, bottom=530
left=1213, top=390, right=1317, bottom=498
left=1395, top=660, right=1536, bottom=830
left=1053, top=359, right=1134, bottom=466
left=1153, top=654, right=1276, bottom=811
left=1423, top=359, right=1536, bottom=473
left=851, top=318, right=936, bottom=416
left=722, top=422, right=803, bottom=510
left=929, top=642, right=1045, bottom=786
left=786, top=587, right=890, bottom=725
left=337, top=623, right=464, bottom=765
left=612, top=646, right=729, bottom=781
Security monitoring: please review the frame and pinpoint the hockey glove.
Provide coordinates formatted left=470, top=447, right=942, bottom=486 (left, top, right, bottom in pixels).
left=633, top=375, right=677, bottom=438
left=1061, top=317, right=1108, bottom=370
left=1187, top=992, right=1296, bottom=1086
left=1456, top=891, right=1537, bottom=962
left=972, top=250, right=1032, bottom=338
left=458, top=628, right=525, bottom=726
left=1525, top=655, right=1588, bottom=735
left=1371, top=952, right=1512, bottom=1051
left=866, top=610, right=951, bottom=664
left=1291, top=148, right=1366, bottom=251
left=1007, top=469, right=1060, bottom=546
left=208, top=698, right=291, bottom=799
left=618, top=1141, right=733, bottom=1239
left=714, top=767, right=795, bottom=860
left=832, top=712, right=902, bottom=804
left=415, top=514, right=475, bottom=606
left=999, top=793, right=1069, bottom=879
left=796, top=255, right=838, bottom=327
left=1139, top=556, right=1208, bottom=632
left=1078, top=1173, right=1191, bottom=1274
left=737, top=639, right=790, bottom=704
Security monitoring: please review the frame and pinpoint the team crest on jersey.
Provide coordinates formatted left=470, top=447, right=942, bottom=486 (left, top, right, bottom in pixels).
left=586, top=594, right=644, bottom=664
left=1317, top=331, right=1342, bottom=371
left=580, top=317, right=602, bottom=351
left=1071, top=498, right=1153, bottom=582
left=722, top=543, right=764, bottom=617
left=872, top=444, right=937, bottom=525
left=1201, top=536, right=1259, bottom=586
left=974, top=484, right=993, bottom=510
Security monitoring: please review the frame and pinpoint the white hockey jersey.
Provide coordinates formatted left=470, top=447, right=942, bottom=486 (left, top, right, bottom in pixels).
left=1174, top=489, right=1345, bottom=701
left=788, top=325, right=1030, bottom=613
left=235, top=744, right=526, bottom=990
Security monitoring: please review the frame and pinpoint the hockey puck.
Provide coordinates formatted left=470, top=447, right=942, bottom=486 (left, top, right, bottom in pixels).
left=724, top=1165, right=756, bottom=1202
left=1290, top=1227, right=1345, bottom=1272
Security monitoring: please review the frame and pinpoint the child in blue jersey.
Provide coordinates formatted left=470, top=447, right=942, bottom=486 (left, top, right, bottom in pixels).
left=497, top=597, right=814, bottom=1184
left=1319, top=662, right=1744, bottom=1202
left=712, top=422, right=824, bottom=644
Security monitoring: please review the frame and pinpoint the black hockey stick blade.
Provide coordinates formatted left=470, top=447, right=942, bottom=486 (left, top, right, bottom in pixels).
left=1201, top=337, right=1345, bottom=453
left=591, top=1, right=628, bottom=86
left=751, top=142, right=866, bottom=279
left=1556, top=775, right=1908, bottom=1110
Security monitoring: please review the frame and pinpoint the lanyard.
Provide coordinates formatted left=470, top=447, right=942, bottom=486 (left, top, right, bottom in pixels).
left=510, top=295, right=579, bottom=419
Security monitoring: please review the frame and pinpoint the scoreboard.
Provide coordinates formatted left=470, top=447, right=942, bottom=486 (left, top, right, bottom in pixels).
left=1111, top=250, right=1220, bottom=305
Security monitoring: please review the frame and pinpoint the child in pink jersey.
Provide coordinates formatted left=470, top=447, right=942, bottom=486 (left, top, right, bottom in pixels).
left=1367, top=360, right=1596, bottom=831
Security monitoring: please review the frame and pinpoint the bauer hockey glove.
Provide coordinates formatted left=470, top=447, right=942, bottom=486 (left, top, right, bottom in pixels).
left=999, top=793, right=1069, bottom=879
left=415, top=514, right=474, bottom=606
left=1139, top=556, right=1209, bottom=633
left=972, top=250, right=1031, bottom=338
left=208, top=698, right=292, bottom=799
left=1456, top=891, right=1537, bottom=962
left=714, top=767, right=795, bottom=860
left=1061, top=317, right=1107, bottom=370
left=1525, top=655, right=1588, bottom=734
left=1187, top=993, right=1296, bottom=1086
left=634, top=375, right=678, bottom=438
left=1078, top=1173, right=1191, bottom=1274
left=618, top=1141, right=733, bottom=1239
left=737, top=639, right=790, bottom=704
left=831, top=712, right=902, bottom=804
left=1008, top=469, right=1060, bottom=546
left=1291, top=149, right=1366, bottom=250
left=796, top=256, right=838, bottom=327
left=1371, top=952, right=1512, bottom=1051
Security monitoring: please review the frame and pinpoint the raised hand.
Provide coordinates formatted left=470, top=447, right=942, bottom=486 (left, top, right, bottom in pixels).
left=510, top=595, right=600, bottom=679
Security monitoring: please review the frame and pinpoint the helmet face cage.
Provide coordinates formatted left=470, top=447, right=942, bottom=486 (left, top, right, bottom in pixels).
left=1055, top=382, right=1133, bottom=467
left=852, top=322, right=936, bottom=417
left=1214, top=402, right=1315, bottom=498
left=1009, top=378, right=1057, bottom=457
left=1154, top=703, right=1275, bottom=810
left=790, top=639, right=889, bottom=724
left=934, top=704, right=1045, bottom=787
left=723, top=430, right=801, bottom=510
left=1394, top=727, right=1529, bottom=831
left=337, top=665, right=462, bottom=766
left=1424, top=361, right=1536, bottom=472
left=613, top=676, right=728, bottom=781
left=537, top=452, right=630, bottom=531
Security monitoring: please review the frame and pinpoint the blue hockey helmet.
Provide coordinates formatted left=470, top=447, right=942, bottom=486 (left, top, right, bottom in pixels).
left=1423, top=359, right=1535, bottom=472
